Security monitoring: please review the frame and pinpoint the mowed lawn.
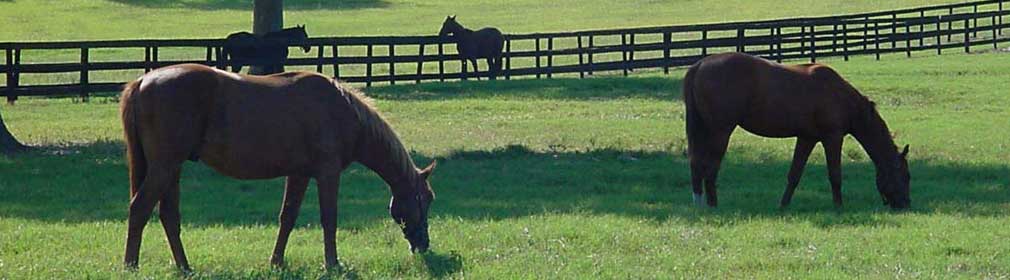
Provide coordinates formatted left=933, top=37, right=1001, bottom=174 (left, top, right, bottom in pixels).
left=3, top=0, right=1010, bottom=279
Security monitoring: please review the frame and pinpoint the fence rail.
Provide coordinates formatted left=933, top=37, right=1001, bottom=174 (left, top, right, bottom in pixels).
left=2, top=0, right=1009, bottom=102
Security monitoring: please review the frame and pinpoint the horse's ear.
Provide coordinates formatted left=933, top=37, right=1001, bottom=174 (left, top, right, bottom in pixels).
left=900, top=144, right=909, bottom=158
left=450, top=15, right=456, bottom=20
left=419, top=160, right=437, bottom=180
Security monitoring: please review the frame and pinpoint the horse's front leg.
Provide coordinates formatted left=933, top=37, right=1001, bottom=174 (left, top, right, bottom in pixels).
left=270, top=176, right=310, bottom=267
left=316, top=172, right=342, bottom=270
left=780, top=137, right=817, bottom=208
left=823, top=135, right=845, bottom=208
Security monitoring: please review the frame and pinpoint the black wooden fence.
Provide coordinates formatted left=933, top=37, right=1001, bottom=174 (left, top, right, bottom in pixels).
left=2, top=0, right=1009, bottom=103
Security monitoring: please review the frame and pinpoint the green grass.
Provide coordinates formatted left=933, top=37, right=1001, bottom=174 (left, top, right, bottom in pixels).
left=3, top=52, right=1010, bottom=279
left=3, top=0, right=1010, bottom=279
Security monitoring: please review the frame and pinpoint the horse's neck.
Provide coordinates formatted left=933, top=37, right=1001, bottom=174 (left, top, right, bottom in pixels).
left=355, top=117, right=417, bottom=195
left=851, top=107, right=898, bottom=169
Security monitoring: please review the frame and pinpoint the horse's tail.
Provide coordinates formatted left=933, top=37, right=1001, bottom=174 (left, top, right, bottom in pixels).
left=683, top=60, right=705, bottom=157
left=120, top=79, right=146, bottom=199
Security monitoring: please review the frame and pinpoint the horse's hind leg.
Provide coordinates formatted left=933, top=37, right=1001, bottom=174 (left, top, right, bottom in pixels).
left=158, top=170, right=190, bottom=272
left=470, top=58, right=480, bottom=79
left=701, top=130, right=733, bottom=207
left=780, top=138, right=816, bottom=208
left=124, top=164, right=182, bottom=269
left=270, top=176, right=310, bottom=267
left=485, top=57, right=496, bottom=80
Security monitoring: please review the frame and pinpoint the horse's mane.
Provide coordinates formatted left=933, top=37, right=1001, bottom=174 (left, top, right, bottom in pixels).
left=336, top=81, right=419, bottom=181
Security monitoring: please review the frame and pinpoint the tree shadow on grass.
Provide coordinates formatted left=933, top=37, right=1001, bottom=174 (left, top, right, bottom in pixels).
left=365, top=76, right=684, bottom=102
left=105, top=0, right=390, bottom=11
left=0, top=142, right=1006, bottom=230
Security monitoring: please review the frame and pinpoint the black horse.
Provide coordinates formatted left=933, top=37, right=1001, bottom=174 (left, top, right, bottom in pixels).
left=439, top=16, right=505, bottom=80
left=222, top=25, right=311, bottom=74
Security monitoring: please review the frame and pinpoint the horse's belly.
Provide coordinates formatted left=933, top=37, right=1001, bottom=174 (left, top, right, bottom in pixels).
left=198, top=141, right=310, bottom=180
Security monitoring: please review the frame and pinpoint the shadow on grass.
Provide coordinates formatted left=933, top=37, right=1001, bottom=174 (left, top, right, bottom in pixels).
left=420, top=250, right=464, bottom=278
left=105, top=0, right=390, bottom=11
left=366, top=76, right=684, bottom=101
left=0, top=142, right=1006, bottom=230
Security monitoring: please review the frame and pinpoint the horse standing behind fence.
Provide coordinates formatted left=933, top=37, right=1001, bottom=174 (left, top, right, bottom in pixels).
left=683, top=52, right=910, bottom=210
left=222, top=25, right=311, bottom=74
left=120, top=64, right=436, bottom=272
left=439, top=16, right=505, bottom=80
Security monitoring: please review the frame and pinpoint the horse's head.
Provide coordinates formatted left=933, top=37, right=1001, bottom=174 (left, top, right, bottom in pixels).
left=389, top=161, right=437, bottom=253
left=439, top=15, right=461, bottom=37
left=876, top=145, right=911, bottom=209
left=293, top=24, right=311, bottom=53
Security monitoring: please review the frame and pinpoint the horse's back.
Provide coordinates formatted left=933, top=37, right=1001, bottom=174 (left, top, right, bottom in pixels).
left=130, top=64, right=361, bottom=178
left=687, top=53, right=855, bottom=138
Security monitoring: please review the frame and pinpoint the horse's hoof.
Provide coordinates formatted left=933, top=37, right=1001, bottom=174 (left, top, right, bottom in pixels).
left=692, top=193, right=706, bottom=208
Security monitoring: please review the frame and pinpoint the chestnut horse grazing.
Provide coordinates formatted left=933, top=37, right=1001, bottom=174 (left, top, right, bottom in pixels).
left=120, top=64, right=436, bottom=271
left=683, top=53, right=910, bottom=210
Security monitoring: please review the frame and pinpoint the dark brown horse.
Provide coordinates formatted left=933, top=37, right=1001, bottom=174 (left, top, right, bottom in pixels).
left=439, top=15, right=505, bottom=80
left=223, top=25, right=311, bottom=74
left=683, top=52, right=910, bottom=209
left=120, top=64, right=436, bottom=272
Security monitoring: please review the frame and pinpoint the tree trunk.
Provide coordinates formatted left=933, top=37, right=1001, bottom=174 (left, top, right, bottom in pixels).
left=251, top=0, right=283, bottom=75
left=0, top=107, right=27, bottom=154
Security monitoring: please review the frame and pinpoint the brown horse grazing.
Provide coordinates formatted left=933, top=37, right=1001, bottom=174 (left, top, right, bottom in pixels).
left=120, top=64, right=436, bottom=272
left=683, top=52, right=910, bottom=210
left=439, top=15, right=505, bottom=80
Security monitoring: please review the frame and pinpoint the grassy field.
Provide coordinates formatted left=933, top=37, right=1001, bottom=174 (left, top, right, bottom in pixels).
left=3, top=0, right=1010, bottom=279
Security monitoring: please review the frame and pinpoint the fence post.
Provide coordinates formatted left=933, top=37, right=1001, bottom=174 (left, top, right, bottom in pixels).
left=768, top=28, right=775, bottom=60
left=843, top=23, right=850, bottom=61
left=621, top=33, right=629, bottom=76
left=737, top=28, right=745, bottom=53
left=663, top=31, right=671, bottom=74
left=535, top=38, right=542, bottom=79
left=701, top=30, right=708, bottom=57
left=875, top=22, right=881, bottom=60
left=332, top=44, right=340, bottom=79
left=505, top=39, right=512, bottom=80
left=892, top=13, right=898, bottom=49
left=775, top=27, right=782, bottom=62
left=964, top=18, right=971, bottom=53
left=388, top=43, right=395, bottom=85
left=1000, top=0, right=1004, bottom=35
left=628, top=33, right=635, bottom=71
left=144, top=47, right=152, bottom=73
left=416, top=43, right=425, bottom=84
left=809, top=24, right=816, bottom=62
left=438, top=42, right=445, bottom=82
left=948, top=7, right=953, bottom=41
left=316, top=44, right=325, bottom=73
left=547, top=36, right=554, bottom=78
left=973, top=4, right=978, bottom=38
left=994, top=15, right=999, bottom=50
left=80, top=47, right=89, bottom=102
left=577, top=35, right=585, bottom=78
left=936, top=18, right=943, bottom=55
left=366, top=44, right=373, bottom=87
left=800, top=26, right=806, bottom=55
left=588, top=35, right=594, bottom=76
left=832, top=24, right=839, bottom=53
left=152, top=46, right=159, bottom=70
left=5, top=48, right=18, bottom=104
left=863, top=17, right=870, bottom=51
left=920, top=10, right=926, bottom=44
left=906, top=22, right=912, bottom=57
